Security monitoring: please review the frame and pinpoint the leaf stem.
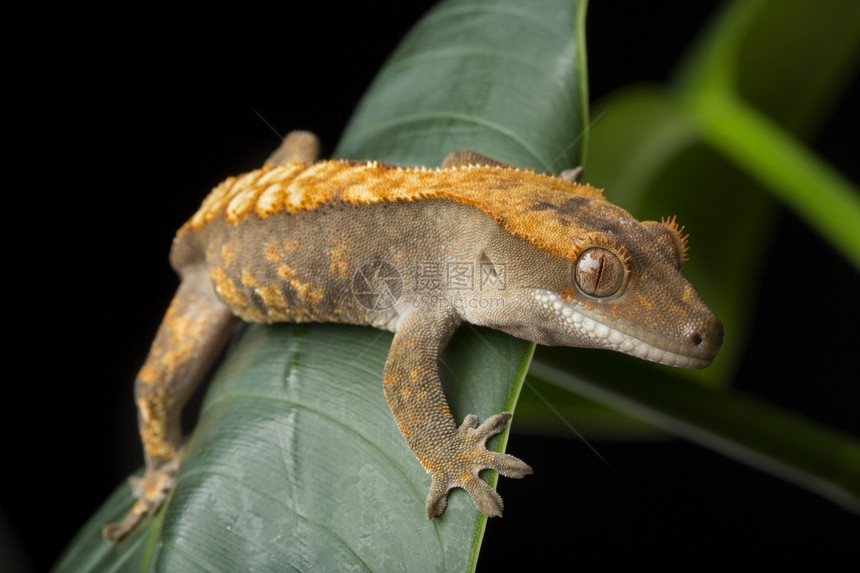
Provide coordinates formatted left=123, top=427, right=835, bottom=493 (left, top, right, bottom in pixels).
left=529, top=359, right=860, bottom=513
left=690, top=91, right=860, bottom=269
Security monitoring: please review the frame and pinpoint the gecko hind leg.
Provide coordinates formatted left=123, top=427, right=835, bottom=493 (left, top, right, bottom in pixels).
left=263, top=130, right=321, bottom=168
left=103, top=265, right=237, bottom=541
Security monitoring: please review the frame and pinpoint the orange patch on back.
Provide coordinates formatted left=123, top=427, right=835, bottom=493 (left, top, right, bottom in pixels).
left=283, top=240, right=301, bottom=254
left=255, top=284, right=290, bottom=319
left=277, top=263, right=296, bottom=281
left=225, top=172, right=266, bottom=224
left=290, top=278, right=323, bottom=305
left=265, top=240, right=281, bottom=263
left=187, top=159, right=616, bottom=261
left=241, top=269, right=258, bottom=287
left=220, top=245, right=236, bottom=267
left=329, top=242, right=351, bottom=278
left=210, top=267, right=265, bottom=322
left=276, top=262, right=323, bottom=305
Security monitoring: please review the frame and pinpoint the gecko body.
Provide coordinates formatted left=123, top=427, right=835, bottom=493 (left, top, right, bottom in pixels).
left=103, top=131, right=722, bottom=540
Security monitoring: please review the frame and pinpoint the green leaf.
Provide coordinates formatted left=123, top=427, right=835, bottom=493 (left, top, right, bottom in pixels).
left=676, top=0, right=860, bottom=268
left=54, top=0, right=587, bottom=570
left=336, top=0, right=588, bottom=171
left=691, top=90, right=860, bottom=268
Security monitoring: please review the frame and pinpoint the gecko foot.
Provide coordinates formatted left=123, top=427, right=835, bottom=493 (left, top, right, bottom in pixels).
left=102, top=457, right=181, bottom=541
left=425, top=412, right=532, bottom=519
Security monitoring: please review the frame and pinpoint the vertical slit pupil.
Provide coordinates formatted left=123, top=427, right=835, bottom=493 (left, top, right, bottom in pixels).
left=595, top=253, right=605, bottom=289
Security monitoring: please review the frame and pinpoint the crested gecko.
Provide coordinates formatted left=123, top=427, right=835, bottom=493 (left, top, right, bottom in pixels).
left=103, top=130, right=723, bottom=541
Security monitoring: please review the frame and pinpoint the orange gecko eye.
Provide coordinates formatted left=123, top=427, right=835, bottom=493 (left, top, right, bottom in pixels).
left=574, top=247, right=626, bottom=298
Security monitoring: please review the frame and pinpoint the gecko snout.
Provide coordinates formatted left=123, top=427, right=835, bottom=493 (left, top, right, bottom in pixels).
left=688, top=314, right=724, bottom=367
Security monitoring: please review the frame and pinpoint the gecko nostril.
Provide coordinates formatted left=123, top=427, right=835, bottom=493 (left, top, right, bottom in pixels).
left=691, top=333, right=703, bottom=347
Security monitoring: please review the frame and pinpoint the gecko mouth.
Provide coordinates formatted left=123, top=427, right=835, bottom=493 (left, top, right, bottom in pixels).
left=533, top=290, right=722, bottom=369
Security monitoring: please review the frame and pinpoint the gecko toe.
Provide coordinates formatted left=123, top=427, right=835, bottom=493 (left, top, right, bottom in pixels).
left=458, top=413, right=481, bottom=431
left=102, top=498, right=151, bottom=541
left=102, top=463, right=179, bottom=541
left=463, top=474, right=504, bottom=517
left=489, top=451, right=533, bottom=478
left=426, top=484, right=447, bottom=518
left=464, top=412, right=512, bottom=442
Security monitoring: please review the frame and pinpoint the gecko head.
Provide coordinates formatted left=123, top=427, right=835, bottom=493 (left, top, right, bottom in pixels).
left=540, top=212, right=721, bottom=368
left=478, top=202, right=723, bottom=369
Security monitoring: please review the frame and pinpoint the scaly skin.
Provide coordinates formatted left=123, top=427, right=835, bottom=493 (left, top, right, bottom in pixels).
left=104, top=131, right=722, bottom=541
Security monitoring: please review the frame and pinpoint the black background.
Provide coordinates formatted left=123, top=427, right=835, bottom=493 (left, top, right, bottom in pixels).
left=5, top=1, right=858, bottom=570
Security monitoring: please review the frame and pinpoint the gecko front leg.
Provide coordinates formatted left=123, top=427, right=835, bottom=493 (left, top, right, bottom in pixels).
left=382, top=309, right=532, bottom=518
left=103, top=264, right=238, bottom=541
